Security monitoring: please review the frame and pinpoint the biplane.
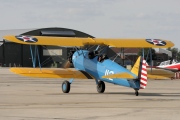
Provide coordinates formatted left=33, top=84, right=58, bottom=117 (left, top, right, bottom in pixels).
left=3, top=35, right=174, bottom=96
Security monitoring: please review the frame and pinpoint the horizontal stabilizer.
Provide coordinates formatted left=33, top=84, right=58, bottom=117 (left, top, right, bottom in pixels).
left=102, top=72, right=136, bottom=79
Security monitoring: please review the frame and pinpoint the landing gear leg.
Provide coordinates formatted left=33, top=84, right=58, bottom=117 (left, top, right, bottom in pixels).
left=97, top=81, right=105, bottom=93
left=95, top=79, right=98, bottom=84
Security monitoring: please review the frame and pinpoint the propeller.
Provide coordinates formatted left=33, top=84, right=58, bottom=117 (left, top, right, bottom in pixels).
left=63, top=61, right=71, bottom=68
left=63, top=50, right=75, bottom=68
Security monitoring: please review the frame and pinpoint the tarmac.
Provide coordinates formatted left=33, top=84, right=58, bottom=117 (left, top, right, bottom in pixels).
left=0, top=67, right=180, bottom=120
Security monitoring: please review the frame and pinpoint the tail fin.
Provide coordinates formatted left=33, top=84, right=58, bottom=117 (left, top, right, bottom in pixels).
left=131, top=56, right=147, bottom=89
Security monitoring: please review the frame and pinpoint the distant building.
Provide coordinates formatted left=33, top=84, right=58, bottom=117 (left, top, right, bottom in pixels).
left=111, top=48, right=172, bottom=66
left=158, top=48, right=172, bottom=57
left=111, top=48, right=140, bottom=66
left=154, top=48, right=172, bottom=66
left=155, top=53, right=169, bottom=65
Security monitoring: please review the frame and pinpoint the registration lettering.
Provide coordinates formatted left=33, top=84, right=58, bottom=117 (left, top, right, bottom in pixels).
left=105, top=69, right=114, bottom=81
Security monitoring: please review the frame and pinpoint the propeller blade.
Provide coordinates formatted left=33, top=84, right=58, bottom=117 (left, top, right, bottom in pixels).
left=63, top=61, right=71, bottom=68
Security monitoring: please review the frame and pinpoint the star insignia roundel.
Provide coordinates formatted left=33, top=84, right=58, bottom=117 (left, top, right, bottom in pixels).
left=15, top=35, right=38, bottom=43
left=146, top=39, right=166, bottom=46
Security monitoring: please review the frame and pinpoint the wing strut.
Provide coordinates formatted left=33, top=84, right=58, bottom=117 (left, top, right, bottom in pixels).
left=29, top=45, right=41, bottom=70
left=36, top=45, right=41, bottom=70
left=143, top=48, right=153, bottom=72
left=150, top=48, right=152, bottom=72
left=99, top=46, right=109, bottom=55
left=142, top=48, right=144, bottom=58
left=30, top=45, right=36, bottom=68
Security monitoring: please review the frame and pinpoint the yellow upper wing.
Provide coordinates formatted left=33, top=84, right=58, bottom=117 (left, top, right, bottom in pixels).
left=10, top=67, right=94, bottom=79
left=3, top=35, right=174, bottom=48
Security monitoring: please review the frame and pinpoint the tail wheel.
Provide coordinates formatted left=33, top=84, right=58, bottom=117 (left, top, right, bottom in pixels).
left=62, top=80, right=70, bottom=93
left=97, top=81, right=105, bottom=93
left=135, top=90, right=139, bottom=96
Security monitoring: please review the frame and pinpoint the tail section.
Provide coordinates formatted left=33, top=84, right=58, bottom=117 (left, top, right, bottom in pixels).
left=139, top=59, right=147, bottom=89
left=131, top=56, right=141, bottom=76
left=131, top=56, right=147, bottom=89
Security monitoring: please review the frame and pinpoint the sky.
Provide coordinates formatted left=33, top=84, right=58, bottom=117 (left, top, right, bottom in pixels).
left=0, top=0, right=180, bottom=48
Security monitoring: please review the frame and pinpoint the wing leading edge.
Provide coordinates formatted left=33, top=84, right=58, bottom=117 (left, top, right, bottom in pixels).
left=4, top=35, right=174, bottom=48
left=10, top=68, right=94, bottom=79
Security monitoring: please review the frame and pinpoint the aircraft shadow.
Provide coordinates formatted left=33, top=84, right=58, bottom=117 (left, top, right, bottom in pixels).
left=48, top=92, right=180, bottom=97
left=104, top=92, right=180, bottom=97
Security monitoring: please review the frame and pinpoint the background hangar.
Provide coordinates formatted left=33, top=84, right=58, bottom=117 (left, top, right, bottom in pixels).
left=0, top=27, right=124, bottom=68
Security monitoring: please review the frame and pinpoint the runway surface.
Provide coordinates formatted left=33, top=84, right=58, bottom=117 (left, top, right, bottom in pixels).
left=0, top=67, right=180, bottom=120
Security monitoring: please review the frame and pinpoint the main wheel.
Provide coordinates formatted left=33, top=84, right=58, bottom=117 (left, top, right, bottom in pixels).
left=62, top=80, right=70, bottom=93
left=97, top=81, right=105, bottom=93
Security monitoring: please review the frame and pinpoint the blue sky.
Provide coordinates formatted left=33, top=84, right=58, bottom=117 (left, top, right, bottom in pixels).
left=0, top=0, right=180, bottom=48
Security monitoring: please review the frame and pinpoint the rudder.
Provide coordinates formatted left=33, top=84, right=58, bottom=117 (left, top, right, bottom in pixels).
left=139, top=59, right=147, bottom=89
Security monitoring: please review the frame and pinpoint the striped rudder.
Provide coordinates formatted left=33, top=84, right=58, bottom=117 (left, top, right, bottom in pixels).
left=140, top=59, right=147, bottom=89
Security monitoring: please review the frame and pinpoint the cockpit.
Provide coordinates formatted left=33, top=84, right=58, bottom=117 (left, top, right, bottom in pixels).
left=98, top=54, right=108, bottom=62
left=88, top=51, right=108, bottom=62
left=88, top=51, right=99, bottom=59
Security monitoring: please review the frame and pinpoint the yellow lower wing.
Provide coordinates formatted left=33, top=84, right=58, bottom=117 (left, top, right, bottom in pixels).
left=10, top=67, right=94, bottom=79
left=147, top=68, right=174, bottom=79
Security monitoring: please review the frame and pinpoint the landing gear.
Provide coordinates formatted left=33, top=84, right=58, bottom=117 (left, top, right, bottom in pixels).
left=97, top=81, right=105, bottom=93
left=62, top=80, right=71, bottom=93
left=135, top=90, right=139, bottom=96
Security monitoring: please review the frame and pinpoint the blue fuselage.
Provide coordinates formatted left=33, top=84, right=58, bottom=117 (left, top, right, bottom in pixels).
left=72, top=50, right=140, bottom=89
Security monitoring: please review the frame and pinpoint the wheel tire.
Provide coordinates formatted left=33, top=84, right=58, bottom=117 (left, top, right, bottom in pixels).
left=135, top=91, right=139, bottom=96
left=62, top=80, right=70, bottom=93
left=97, top=81, right=105, bottom=93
